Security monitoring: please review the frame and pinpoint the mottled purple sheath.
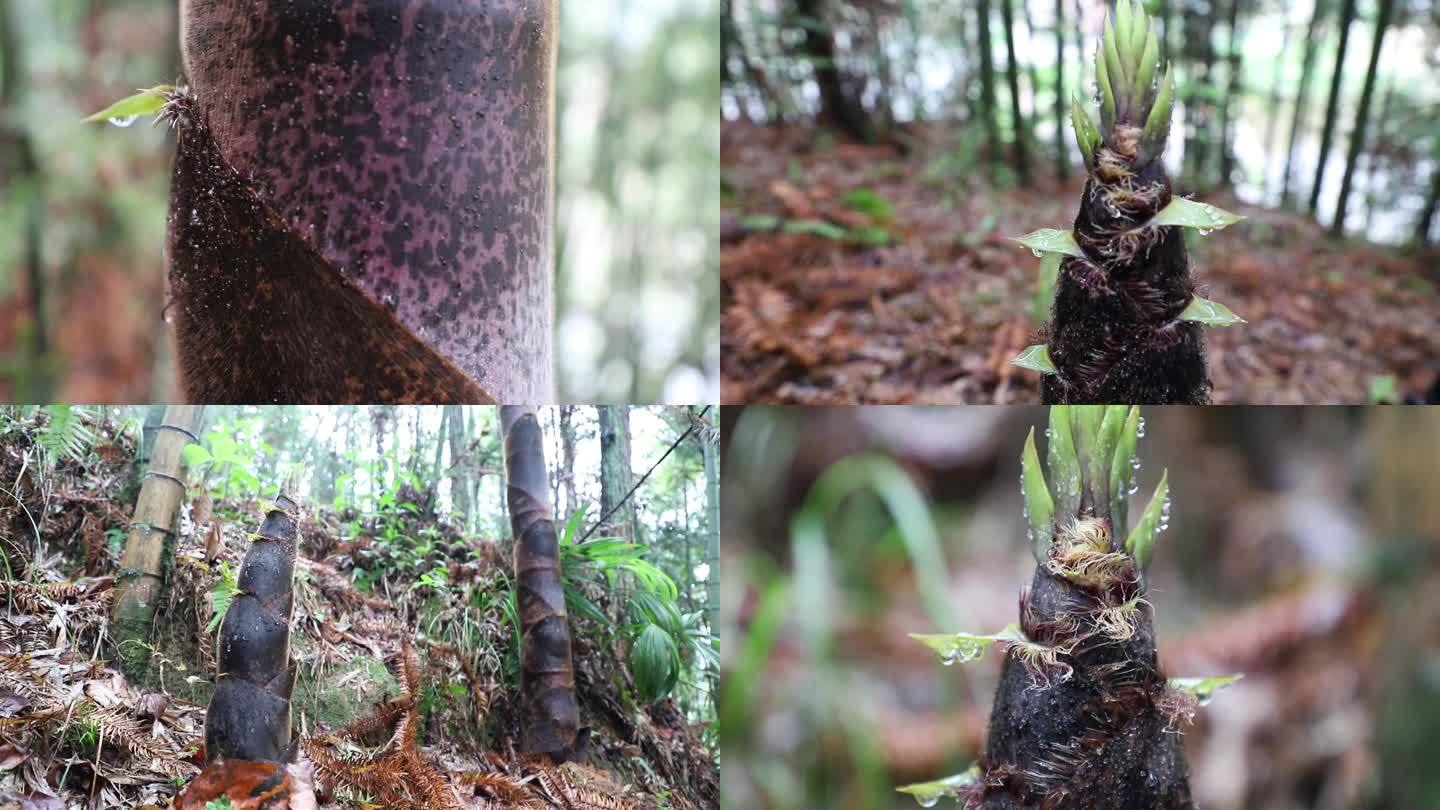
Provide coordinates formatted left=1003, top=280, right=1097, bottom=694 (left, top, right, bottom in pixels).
left=180, top=0, right=556, bottom=401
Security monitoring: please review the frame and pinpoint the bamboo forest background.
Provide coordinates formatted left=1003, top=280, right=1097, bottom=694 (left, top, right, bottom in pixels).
left=0, top=0, right=719, bottom=403
left=721, top=0, right=1440, bottom=404
left=723, top=0, right=1439, bottom=240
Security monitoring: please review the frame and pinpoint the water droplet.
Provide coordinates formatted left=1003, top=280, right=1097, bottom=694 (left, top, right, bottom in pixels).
left=1136, top=417, right=1147, bottom=438
left=915, top=794, right=940, bottom=808
left=1031, top=248, right=1043, bottom=258
left=1197, top=228, right=1212, bottom=236
left=108, top=115, right=138, bottom=128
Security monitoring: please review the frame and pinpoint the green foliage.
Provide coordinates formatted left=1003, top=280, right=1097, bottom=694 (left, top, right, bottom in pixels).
left=183, top=428, right=261, bottom=496
left=896, top=765, right=979, bottom=805
left=1179, top=295, right=1246, bottom=326
left=35, top=405, right=96, bottom=466
left=205, top=797, right=235, bottom=810
left=1011, top=344, right=1057, bottom=374
left=1369, top=375, right=1401, bottom=404
left=1013, top=227, right=1084, bottom=259
left=1125, top=469, right=1169, bottom=569
left=206, top=560, right=238, bottom=635
left=1150, top=197, right=1244, bottom=232
left=739, top=214, right=892, bottom=246
left=1169, top=673, right=1243, bottom=705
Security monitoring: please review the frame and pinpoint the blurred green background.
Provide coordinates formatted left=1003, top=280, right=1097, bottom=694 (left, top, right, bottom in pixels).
left=0, top=0, right=719, bottom=404
left=720, top=405, right=1440, bottom=809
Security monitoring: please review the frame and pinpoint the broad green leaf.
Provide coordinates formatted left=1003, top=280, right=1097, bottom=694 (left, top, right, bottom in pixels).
left=1109, top=406, right=1141, bottom=538
left=1169, top=673, right=1243, bottom=705
left=84, top=85, right=172, bottom=123
left=897, top=765, right=980, bottom=805
left=1179, top=295, right=1246, bottom=326
left=181, top=444, right=213, bottom=467
left=1011, top=343, right=1057, bottom=374
left=1013, top=228, right=1084, bottom=259
left=1125, top=469, right=1168, bottom=568
left=1021, top=427, right=1054, bottom=559
left=910, top=624, right=1023, bottom=666
left=1149, top=197, right=1244, bottom=232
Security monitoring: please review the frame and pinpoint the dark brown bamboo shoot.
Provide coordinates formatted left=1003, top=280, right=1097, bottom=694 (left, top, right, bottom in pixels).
left=112, top=405, right=205, bottom=671
left=500, top=406, right=581, bottom=760
left=205, top=493, right=300, bottom=763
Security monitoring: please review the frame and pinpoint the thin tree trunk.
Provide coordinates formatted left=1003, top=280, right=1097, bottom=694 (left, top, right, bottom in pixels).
left=701, top=418, right=721, bottom=704
left=1217, top=0, right=1244, bottom=189
left=446, top=405, right=471, bottom=526
left=1309, top=0, right=1358, bottom=215
left=1000, top=0, right=1030, bottom=182
left=794, top=0, right=872, bottom=142
left=1331, top=0, right=1393, bottom=237
left=1260, top=11, right=1294, bottom=202
left=976, top=0, right=1000, bottom=158
left=597, top=406, right=634, bottom=540
left=559, top=406, right=578, bottom=517
left=112, top=405, right=205, bottom=675
left=1282, top=0, right=1328, bottom=208
left=172, top=0, right=552, bottom=402
left=1416, top=159, right=1440, bottom=246
left=1054, top=0, right=1069, bottom=180
left=500, top=406, right=582, bottom=761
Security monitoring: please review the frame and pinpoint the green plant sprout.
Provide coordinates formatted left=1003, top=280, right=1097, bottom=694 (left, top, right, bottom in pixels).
left=1009, top=0, right=1246, bottom=404
left=898, top=405, right=1241, bottom=808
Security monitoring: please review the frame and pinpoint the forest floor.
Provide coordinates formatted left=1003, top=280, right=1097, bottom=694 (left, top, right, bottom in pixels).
left=0, top=414, right=717, bottom=809
left=721, top=121, right=1440, bottom=404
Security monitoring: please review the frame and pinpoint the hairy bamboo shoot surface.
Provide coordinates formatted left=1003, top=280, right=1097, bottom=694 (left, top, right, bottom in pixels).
left=500, top=406, right=581, bottom=760
left=170, top=0, right=556, bottom=403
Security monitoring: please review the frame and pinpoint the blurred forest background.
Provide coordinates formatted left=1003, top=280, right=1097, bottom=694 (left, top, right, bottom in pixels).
left=0, top=0, right=719, bottom=404
left=720, top=406, right=1440, bottom=809
left=721, top=0, right=1440, bottom=404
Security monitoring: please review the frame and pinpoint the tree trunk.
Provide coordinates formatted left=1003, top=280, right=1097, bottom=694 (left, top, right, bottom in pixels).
left=446, top=405, right=471, bottom=528
left=1331, top=0, right=1394, bottom=237
left=1416, top=160, right=1440, bottom=246
left=1000, top=0, right=1030, bottom=183
left=597, top=406, right=634, bottom=540
left=113, top=405, right=205, bottom=675
left=1054, top=0, right=1068, bottom=180
left=171, top=0, right=555, bottom=403
left=1216, top=0, right=1244, bottom=189
left=559, top=406, right=578, bottom=518
left=976, top=0, right=1000, bottom=157
left=793, top=0, right=872, bottom=142
left=1309, top=0, right=1358, bottom=215
left=701, top=417, right=721, bottom=703
left=500, top=406, right=582, bottom=761
left=1260, top=11, right=1294, bottom=202
left=1282, top=0, right=1328, bottom=208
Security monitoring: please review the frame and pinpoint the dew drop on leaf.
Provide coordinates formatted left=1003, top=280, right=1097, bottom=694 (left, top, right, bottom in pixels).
left=108, top=115, right=139, bottom=128
left=915, top=795, right=940, bottom=808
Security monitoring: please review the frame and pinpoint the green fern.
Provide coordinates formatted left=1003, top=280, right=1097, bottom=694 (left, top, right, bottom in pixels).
left=36, top=405, right=96, bottom=466
left=206, top=561, right=239, bottom=635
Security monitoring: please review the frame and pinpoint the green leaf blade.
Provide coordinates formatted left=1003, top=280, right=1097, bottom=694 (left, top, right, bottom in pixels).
left=1169, top=673, right=1243, bottom=705
left=1022, top=427, right=1054, bottom=559
left=1011, top=344, right=1057, bottom=374
left=1125, top=469, right=1169, bottom=569
left=83, top=85, right=173, bottom=124
left=1013, top=228, right=1084, bottom=259
left=1150, top=197, right=1244, bottom=232
left=1179, top=295, right=1246, bottom=326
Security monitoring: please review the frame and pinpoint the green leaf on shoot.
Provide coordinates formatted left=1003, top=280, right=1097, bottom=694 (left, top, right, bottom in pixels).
left=1022, top=427, right=1054, bottom=559
left=1125, top=469, right=1168, bottom=568
left=1011, top=344, right=1057, bottom=374
left=1109, top=406, right=1141, bottom=539
left=1179, top=295, right=1246, bottom=326
left=1169, top=673, right=1243, bottom=705
left=910, top=624, right=1023, bottom=666
left=1031, top=251, right=1062, bottom=323
left=1149, top=197, right=1244, bottom=232
left=1013, top=228, right=1085, bottom=259
left=1047, top=406, right=1081, bottom=520
left=83, top=85, right=173, bottom=124
left=897, top=765, right=981, bottom=805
